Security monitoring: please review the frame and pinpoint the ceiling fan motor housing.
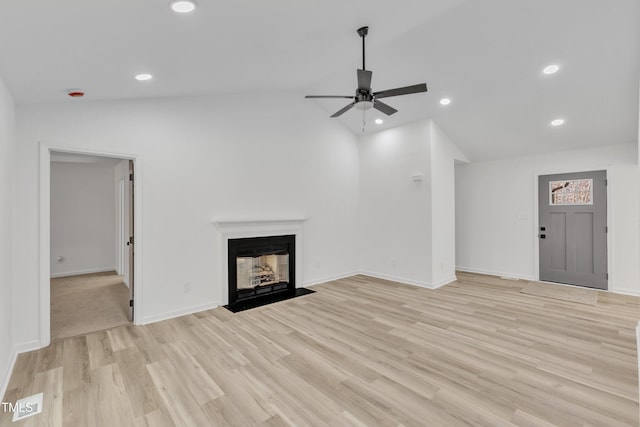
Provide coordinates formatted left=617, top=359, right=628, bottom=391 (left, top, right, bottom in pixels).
left=355, top=89, right=373, bottom=103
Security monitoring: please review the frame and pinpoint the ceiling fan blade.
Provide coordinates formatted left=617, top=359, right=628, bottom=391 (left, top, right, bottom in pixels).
left=330, top=102, right=356, bottom=118
left=305, top=95, right=353, bottom=99
left=373, top=100, right=398, bottom=116
left=357, top=69, right=372, bottom=91
left=373, top=83, right=427, bottom=99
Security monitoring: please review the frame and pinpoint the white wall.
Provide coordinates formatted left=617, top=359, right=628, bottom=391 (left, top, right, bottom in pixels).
left=0, top=75, right=15, bottom=398
left=357, top=119, right=467, bottom=288
left=358, top=120, right=433, bottom=287
left=14, top=92, right=360, bottom=344
left=50, top=162, right=117, bottom=277
left=455, top=143, right=640, bottom=294
left=430, top=122, right=469, bottom=286
left=608, top=165, right=640, bottom=295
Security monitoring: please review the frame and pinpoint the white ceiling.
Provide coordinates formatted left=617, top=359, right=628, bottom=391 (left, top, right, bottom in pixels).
left=1, top=0, right=638, bottom=161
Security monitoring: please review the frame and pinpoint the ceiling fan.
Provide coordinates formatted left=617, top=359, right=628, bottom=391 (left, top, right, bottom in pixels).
left=305, top=26, right=427, bottom=118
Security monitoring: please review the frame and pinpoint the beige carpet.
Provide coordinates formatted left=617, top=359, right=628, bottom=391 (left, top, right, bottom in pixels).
left=521, top=281, right=598, bottom=306
left=51, top=271, right=130, bottom=340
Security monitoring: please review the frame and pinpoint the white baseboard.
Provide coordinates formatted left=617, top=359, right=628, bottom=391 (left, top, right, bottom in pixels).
left=457, top=266, right=640, bottom=296
left=455, top=266, right=535, bottom=282
left=303, top=271, right=359, bottom=288
left=305, top=271, right=456, bottom=290
left=50, top=267, right=117, bottom=279
left=611, top=288, right=640, bottom=296
left=1, top=340, right=40, bottom=401
left=359, top=270, right=442, bottom=289
left=141, top=301, right=219, bottom=325
left=431, top=275, right=458, bottom=289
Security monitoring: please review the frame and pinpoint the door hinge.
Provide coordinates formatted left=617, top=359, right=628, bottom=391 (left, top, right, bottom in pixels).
left=605, top=273, right=608, bottom=280
left=605, top=226, right=608, bottom=233
left=129, top=172, right=134, bottom=181
left=605, top=179, right=607, bottom=186
left=129, top=236, right=134, bottom=245
left=129, top=299, right=134, bottom=307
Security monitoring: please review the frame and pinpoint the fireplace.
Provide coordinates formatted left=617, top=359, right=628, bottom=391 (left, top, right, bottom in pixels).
left=228, top=234, right=295, bottom=303
left=225, top=234, right=314, bottom=312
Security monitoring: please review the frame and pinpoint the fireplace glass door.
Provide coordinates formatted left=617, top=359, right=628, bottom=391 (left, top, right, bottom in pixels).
left=236, top=253, right=289, bottom=291
left=228, top=235, right=296, bottom=306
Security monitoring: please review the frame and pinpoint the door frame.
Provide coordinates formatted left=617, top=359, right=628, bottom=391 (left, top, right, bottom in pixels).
left=117, top=179, right=126, bottom=276
left=533, top=165, right=612, bottom=287
left=39, top=143, right=143, bottom=348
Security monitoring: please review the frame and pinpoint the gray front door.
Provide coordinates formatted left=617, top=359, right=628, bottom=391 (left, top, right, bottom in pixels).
left=538, top=170, right=607, bottom=290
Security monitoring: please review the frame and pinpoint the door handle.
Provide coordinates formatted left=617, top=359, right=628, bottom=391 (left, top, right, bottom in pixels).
left=539, top=234, right=546, bottom=239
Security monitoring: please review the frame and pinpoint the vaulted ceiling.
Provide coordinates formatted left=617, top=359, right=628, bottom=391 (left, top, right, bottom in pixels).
left=0, top=0, right=638, bottom=160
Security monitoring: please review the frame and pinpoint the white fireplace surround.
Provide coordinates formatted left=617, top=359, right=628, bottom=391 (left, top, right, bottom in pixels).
left=213, top=218, right=307, bottom=305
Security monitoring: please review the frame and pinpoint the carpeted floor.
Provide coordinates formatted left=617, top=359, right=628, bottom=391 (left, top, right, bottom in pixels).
left=50, top=271, right=130, bottom=341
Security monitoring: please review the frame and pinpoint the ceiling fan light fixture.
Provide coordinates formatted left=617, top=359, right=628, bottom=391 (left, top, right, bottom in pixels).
left=355, top=100, right=374, bottom=111
left=170, top=0, right=197, bottom=13
left=543, top=64, right=560, bottom=75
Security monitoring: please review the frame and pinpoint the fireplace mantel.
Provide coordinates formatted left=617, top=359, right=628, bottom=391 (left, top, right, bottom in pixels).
left=213, top=217, right=306, bottom=229
left=213, top=218, right=307, bottom=305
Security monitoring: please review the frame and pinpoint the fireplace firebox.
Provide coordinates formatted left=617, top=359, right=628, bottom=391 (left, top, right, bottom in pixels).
left=225, top=234, right=314, bottom=312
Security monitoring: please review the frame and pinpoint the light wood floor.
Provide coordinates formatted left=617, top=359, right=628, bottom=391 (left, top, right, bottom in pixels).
left=50, top=271, right=130, bottom=341
left=2, top=272, right=639, bottom=426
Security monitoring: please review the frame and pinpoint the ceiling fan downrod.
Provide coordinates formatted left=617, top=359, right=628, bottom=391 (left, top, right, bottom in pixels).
left=357, top=26, right=369, bottom=71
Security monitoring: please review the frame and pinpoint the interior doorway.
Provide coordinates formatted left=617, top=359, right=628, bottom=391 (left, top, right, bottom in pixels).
left=538, top=170, right=608, bottom=290
left=49, top=151, right=135, bottom=340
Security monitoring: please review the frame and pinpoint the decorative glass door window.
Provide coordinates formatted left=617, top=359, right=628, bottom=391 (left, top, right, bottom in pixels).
left=549, top=179, right=593, bottom=205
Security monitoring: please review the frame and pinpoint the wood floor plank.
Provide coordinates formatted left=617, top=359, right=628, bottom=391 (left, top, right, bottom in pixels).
left=145, top=358, right=212, bottom=427
left=23, top=367, right=63, bottom=427
left=160, top=343, right=224, bottom=405
left=61, top=336, right=90, bottom=393
left=85, top=331, right=115, bottom=370
left=1, top=272, right=638, bottom=426
left=134, top=408, right=176, bottom=427
left=112, top=347, right=162, bottom=417
left=87, top=363, right=137, bottom=427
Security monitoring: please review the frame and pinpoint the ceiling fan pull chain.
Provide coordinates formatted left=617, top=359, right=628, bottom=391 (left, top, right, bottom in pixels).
left=362, top=108, right=366, bottom=133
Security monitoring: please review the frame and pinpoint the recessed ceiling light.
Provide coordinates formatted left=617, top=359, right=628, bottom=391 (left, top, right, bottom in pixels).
left=543, top=64, right=559, bottom=75
left=550, top=118, right=565, bottom=126
left=439, top=98, right=451, bottom=106
left=170, top=0, right=197, bottom=13
left=374, top=118, right=384, bottom=125
left=135, top=73, right=153, bottom=81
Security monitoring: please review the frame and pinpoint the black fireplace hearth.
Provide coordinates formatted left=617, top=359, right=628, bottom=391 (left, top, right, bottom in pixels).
left=224, top=234, right=314, bottom=313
